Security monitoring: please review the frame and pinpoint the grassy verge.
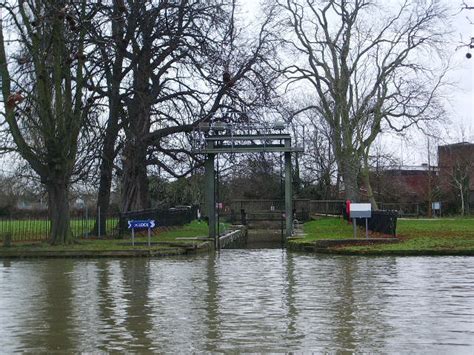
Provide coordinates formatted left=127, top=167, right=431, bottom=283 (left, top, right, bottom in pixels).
left=0, top=218, right=119, bottom=242
left=302, top=217, right=360, bottom=240
left=0, top=221, right=210, bottom=257
left=292, top=216, right=474, bottom=255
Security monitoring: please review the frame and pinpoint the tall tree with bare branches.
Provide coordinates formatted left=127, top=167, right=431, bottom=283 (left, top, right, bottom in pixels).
left=279, top=0, right=450, bottom=202
left=0, top=0, right=93, bottom=244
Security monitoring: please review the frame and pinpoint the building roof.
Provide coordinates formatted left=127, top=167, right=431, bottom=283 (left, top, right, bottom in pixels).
left=438, top=141, right=473, bottom=149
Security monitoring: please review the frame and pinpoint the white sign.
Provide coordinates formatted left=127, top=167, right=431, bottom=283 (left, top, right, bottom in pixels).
left=350, top=203, right=372, bottom=218
left=432, top=202, right=441, bottom=210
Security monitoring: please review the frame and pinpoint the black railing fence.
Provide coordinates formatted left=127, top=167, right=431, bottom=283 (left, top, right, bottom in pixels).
left=118, top=206, right=197, bottom=237
left=343, top=206, right=398, bottom=237
left=0, top=209, right=119, bottom=243
left=0, top=205, right=198, bottom=243
left=229, top=199, right=312, bottom=224
left=356, top=210, right=398, bottom=236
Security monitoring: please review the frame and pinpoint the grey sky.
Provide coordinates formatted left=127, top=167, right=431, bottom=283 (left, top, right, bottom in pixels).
left=241, top=0, right=474, bottom=165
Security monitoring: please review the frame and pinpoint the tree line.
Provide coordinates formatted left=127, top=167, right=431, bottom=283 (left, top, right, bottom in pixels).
left=0, top=0, right=453, bottom=244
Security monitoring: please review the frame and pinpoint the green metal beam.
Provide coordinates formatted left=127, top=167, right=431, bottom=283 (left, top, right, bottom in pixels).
left=200, top=131, right=301, bottom=246
left=285, top=151, right=293, bottom=238
left=205, top=134, right=291, bottom=141
left=198, top=146, right=303, bottom=154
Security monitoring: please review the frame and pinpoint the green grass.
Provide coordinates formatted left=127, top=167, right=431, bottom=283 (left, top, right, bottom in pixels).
left=0, top=218, right=119, bottom=242
left=1, top=239, right=172, bottom=252
left=302, top=217, right=362, bottom=240
left=0, top=220, right=211, bottom=255
left=397, top=218, right=474, bottom=234
left=297, top=216, right=474, bottom=255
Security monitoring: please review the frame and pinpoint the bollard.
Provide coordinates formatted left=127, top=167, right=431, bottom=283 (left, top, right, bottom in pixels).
left=2, top=233, right=12, bottom=248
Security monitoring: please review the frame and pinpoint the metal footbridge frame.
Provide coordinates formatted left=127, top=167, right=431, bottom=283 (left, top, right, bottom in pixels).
left=192, top=122, right=303, bottom=249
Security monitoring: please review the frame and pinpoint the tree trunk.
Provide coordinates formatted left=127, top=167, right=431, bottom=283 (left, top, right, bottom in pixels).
left=47, top=182, right=73, bottom=245
left=92, top=109, right=121, bottom=236
left=340, top=153, right=360, bottom=201
left=121, top=138, right=150, bottom=212
left=361, top=154, right=378, bottom=209
left=120, top=43, right=152, bottom=213
left=459, top=182, right=465, bottom=216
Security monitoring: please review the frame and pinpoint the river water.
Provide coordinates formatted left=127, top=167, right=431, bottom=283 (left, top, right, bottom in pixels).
left=0, top=249, right=473, bottom=353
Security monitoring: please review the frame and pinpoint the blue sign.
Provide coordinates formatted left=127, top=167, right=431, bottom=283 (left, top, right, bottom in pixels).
left=128, top=220, right=156, bottom=229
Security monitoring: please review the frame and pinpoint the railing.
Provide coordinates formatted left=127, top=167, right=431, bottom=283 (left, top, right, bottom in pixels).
left=229, top=199, right=434, bottom=217
left=378, top=202, right=423, bottom=217
left=0, top=205, right=198, bottom=243
left=0, top=211, right=119, bottom=242
left=229, top=199, right=312, bottom=224
left=219, top=227, right=247, bottom=249
left=309, top=200, right=344, bottom=215
left=355, top=211, right=398, bottom=237
left=118, top=206, right=197, bottom=237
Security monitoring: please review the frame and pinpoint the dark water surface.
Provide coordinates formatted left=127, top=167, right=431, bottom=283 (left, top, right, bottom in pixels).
left=0, top=250, right=473, bottom=352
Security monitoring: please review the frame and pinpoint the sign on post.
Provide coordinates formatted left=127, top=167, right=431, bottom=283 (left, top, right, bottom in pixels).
left=432, top=202, right=441, bottom=217
left=128, top=220, right=156, bottom=247
left=350, top=203, right=372, bottom=218
left=349, top=203, right=372, bottom=239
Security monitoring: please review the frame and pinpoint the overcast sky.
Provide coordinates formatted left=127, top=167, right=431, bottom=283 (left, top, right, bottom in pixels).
left=241, top=0, right=474, bottom=165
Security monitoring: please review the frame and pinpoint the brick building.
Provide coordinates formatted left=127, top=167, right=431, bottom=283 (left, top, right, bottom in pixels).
left=438, top=142, right=474, bottom=213
left=371, top=166, right=436, bottom=204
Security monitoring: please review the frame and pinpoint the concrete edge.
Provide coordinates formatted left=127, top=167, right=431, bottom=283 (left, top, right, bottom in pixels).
left=0, top=242, right=212, bottom=259
left=287, top=240, right=474, bottom=256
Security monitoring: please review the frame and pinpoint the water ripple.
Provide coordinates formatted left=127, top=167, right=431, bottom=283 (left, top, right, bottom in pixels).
left=0, top=253, right=473, bottom=352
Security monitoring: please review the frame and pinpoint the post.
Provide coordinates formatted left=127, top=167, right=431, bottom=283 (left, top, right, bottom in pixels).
left=205, top=152, right=216, bottom=247
left=147, top=227, right=151, bottom=247
left=365, top=218, right=368, bottom=239
left=240, top=209, right=246, bottom=225
left=132, top=228, right=135, bottom=246
left=284, top=149, right=293, bottom=238
left=353, top=218, right=357, bottom=238
left=98, top=206, right=101, bottom=238
left=85, top=202, right=88, bottom=238
left=2, top=233, right=11, bottom=247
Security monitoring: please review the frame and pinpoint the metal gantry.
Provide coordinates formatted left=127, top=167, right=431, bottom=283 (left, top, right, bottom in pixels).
left=192, top=122, right=304, bottom=248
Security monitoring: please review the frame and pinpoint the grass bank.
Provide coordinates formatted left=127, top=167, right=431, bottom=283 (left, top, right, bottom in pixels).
left=289, top=217, right=474, bottom=256
left=0, top=218, right=119, bottom=242
left=0, top=221, right=211, bottom=258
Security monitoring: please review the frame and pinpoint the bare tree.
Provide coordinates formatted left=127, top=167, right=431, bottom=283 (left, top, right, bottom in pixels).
left=279, top=0, right=450, bottom=202
left=0, top=0, right=93, bottom=244
left=443, top=148, right=473, bottom=215
left=115, top=0, right=278, bottom=212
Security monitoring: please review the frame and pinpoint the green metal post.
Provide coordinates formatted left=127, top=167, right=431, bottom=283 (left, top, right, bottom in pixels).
left=205, top=152, right=216, bottom=246
left=285, top=149, right=293, bottom=238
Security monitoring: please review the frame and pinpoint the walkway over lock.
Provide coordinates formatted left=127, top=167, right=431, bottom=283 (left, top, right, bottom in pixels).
left=192, top=122, right=303, bottom=249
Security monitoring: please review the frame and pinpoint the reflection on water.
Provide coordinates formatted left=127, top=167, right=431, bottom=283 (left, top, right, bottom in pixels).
left=0, top=251, right=473, bottom=352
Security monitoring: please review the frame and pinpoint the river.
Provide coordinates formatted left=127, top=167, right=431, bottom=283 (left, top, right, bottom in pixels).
left=0, top=249, right=473, bottom=352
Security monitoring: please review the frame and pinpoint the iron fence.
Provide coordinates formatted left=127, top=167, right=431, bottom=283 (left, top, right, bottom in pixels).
left=378, top=202, right=423, bottom=217
left=309, top=200, right=345, bottom=215
left=0, top=210, right=120, bottom=243
left=118, top=206, right=197, bottom=237
left=356, top=210, right=398, bottom=236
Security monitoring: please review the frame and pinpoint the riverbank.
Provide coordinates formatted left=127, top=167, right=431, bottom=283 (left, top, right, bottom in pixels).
left=288, top=217, right=474, bottom=256
left=2, top=217, right=474, bottom=258
left=0, top=221, right=212, bottom=258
